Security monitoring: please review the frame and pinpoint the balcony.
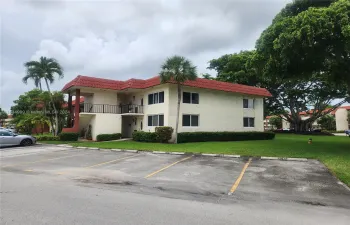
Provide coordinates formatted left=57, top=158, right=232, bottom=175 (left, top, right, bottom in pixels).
left=80, top=103, right=143, bottom=114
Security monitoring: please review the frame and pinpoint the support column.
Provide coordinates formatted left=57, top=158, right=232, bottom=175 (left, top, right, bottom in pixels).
left=74, top=89, right=81, bottom=130
left=67, top=92, right=72, bottom=127
left=62, top=89, right=81, bottom=133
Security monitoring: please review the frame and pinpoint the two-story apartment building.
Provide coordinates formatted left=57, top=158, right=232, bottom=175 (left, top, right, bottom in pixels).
left=62, top=75, right=272, bottom=140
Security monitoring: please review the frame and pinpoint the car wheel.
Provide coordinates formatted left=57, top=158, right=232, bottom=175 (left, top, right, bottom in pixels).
left=20, top=139, right=33, bottom=146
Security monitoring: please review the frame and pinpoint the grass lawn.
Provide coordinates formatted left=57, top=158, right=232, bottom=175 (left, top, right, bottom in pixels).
left=69, top=134, right=350, bottom=187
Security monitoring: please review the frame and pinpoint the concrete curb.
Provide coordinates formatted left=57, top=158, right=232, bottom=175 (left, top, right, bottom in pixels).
left=201, top=153, right=219, bottom=157
left=260, top=156, right=307, bottom=161
left=260, top=156, right=279, bottom=160
left=124, top=150, right=138, bottom=153
left=169, top=152, right=185, bottom=155
left=111, top=149, right=123, bottom=152
left=76, top=147, right=87, bottom=149
left=87, top=147, right=99, bottom=150
left=152, top=151, right=168, bottom=154
left=57, top=144, right=72, bottom=147
left=222, top=154, right=241, bottom=158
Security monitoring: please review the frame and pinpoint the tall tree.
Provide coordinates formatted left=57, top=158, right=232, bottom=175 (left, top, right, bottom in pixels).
left=24, top=57, right=64, bottom=135
left=256, top=0, right=350, bottom=96
left=208, top=51, right=260, bottom=86
left=22, top=68, right=43, bottom=90
left=159, top=56, right=197, bottom=143
left=0, top=108, right=8, bottom=127
left=318, top=115, right=336, bottom=131
left=269, top=116, right=282, bottom=130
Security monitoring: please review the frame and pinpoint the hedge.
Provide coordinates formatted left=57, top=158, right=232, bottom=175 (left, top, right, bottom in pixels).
left=132, top=131, right=157, bottom=142
left=59, top=132, right=79, bottom=141
left=155, top=126, right=174, bottom=143
left=177, top=131, right=275, bottom=143
left=35, top=135, right=60, bottom=141
left=96, top=133, right=122, bottom=142
left=273, top=130, right=334, bottom=136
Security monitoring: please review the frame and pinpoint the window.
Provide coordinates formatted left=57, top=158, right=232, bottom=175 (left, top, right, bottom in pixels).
left=182, top=115, right=199, bottom=127
left=243, top=98, right=254, bottom=108
left=0, top=131, right=12, bottom=136
left=148, top=114, right=164, bottom=126
left=148, top=91, right=164, bottom=105
left=243, top=117, right=255, bottom=127
left=183, top=92, right=199, bottom=104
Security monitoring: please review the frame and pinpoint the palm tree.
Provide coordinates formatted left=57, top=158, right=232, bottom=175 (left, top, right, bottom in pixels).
left=24, top=56, right=64, bottom=135
left=22, top=68, right=43, bottom=90
left=159, top=56, right=197, bottom=143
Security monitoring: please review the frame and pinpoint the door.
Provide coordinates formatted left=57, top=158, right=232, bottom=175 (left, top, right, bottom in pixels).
left=0, top=130, right=18, bottom=146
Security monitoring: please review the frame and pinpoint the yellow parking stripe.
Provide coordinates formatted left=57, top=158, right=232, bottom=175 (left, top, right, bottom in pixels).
left=145, top=155, right=193, bottom=178
left=228, top=158, right=252, bottom=195
left=56, top=154, right=139, bottom=175
left=87, top=154, right=139, bottom=168
left=1, top=153, right=88, bottom=168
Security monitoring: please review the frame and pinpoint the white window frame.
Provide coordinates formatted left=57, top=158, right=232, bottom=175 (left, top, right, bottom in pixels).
left=148, top=91, right=164, bottom=105
left=243, top=98, right=254, bottom=109
left=182, top=114, right=199, bottom=127
left=183, top=92, right=199, bottom=104
left=147, top=114, right=164, bottom=127
left=243, top=117, right=255, bottom=128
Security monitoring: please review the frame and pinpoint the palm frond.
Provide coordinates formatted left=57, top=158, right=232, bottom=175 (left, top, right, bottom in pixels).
left=159, top=55, right=198, bottom=84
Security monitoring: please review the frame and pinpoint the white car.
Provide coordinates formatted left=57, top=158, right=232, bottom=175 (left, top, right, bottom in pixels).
left=0, top=130, right=36, bottom=147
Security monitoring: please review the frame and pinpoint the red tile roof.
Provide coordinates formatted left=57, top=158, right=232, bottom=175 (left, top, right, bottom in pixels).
left=62, top=75, right=272, bottom=97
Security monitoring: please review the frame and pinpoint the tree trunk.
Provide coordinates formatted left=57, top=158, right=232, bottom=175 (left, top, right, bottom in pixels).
left=44, top=78, right=59, bottom=136
left=174, top=83, right=182, bottom=144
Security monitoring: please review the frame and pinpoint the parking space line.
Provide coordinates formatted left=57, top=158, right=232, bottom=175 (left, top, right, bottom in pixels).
left=56, top=154, right=140, bottom=175
left=145, top=155, right=193, bottom=178
left=1, top=153, right=88, bottom=168
left=86, top=154, right=140, bottom=168
left=228, top=158, right=252, bottom=195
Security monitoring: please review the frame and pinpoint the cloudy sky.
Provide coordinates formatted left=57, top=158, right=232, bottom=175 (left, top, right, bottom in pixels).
left=0, top=0, right=293, bottom=112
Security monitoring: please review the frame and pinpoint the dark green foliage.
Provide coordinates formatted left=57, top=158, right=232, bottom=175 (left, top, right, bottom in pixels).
left=155, top=126, right=174, bottom=143
left=35, top=135, right=60, bottom=141
left=273, top=130, right=334, bottom=136
left=59, top=132, right=79, bottom=141
left=318, top=115, right=336, bottom=131
left=96, top=133, right=122, bottom=142
left=132, top=131, right=158, bottom=142
left=177, top=132, right=275, bottom=143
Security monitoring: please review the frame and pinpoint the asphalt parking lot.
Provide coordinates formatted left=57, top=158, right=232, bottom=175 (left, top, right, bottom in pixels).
left=1, top=145, right=350, bottom=224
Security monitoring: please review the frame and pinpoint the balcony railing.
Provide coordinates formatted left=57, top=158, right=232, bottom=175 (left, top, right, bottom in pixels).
left=80, top=103, right=143, bottom=114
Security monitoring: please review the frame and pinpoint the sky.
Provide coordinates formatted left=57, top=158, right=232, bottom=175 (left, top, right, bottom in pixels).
left=3, top=0, right=338, bottom=113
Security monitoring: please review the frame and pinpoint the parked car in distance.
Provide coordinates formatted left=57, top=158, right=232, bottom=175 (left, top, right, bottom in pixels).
left=0, top=130, right=36, bottom=147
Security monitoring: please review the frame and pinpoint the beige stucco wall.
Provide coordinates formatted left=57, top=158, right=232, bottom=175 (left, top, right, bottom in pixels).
left=167, top=85, right=264, bottom=133
left=89, top=114, right=122, bottom=140
left=143, top=84, right=170, bottom=132
left=92, top=90, right=118, bottom=105
left=335, top=108, right=349, bottom=131
left=282, top=119, right=290, bottom=130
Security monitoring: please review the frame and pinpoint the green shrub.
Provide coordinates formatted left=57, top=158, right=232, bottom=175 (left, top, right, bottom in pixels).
left=177, top=131, right=275, bottom=143
left=35, top=135, right=60, bottom=141
left=96, top=133, right=122, bottom=141
left=59, top=132, right=79, bottom=141
left=155, top=126, right=174, bottom=143
left=132, top=131, right=157, bottom=142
